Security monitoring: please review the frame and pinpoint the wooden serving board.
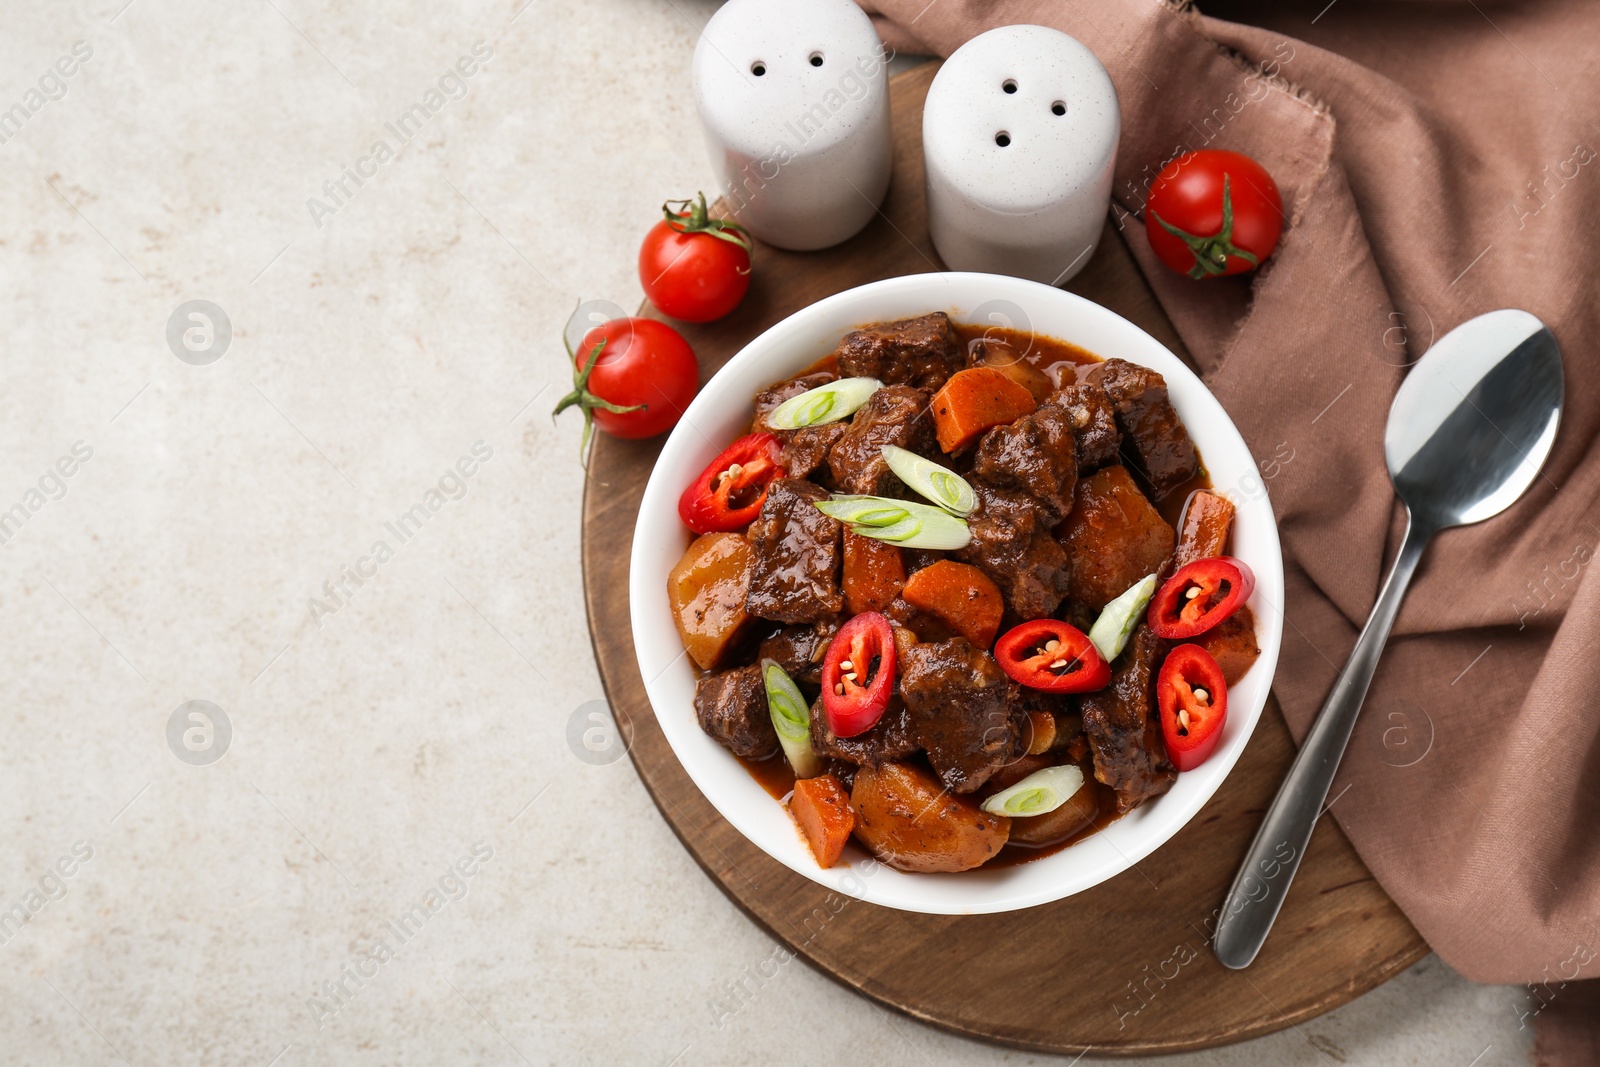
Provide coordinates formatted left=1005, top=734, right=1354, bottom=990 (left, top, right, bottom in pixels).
left=580, top=63, right=1425, bottom=1056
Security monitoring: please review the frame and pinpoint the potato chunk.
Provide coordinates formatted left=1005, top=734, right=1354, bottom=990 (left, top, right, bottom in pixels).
left=1058, top=465, right=1175, bottom=612
left=1007, top=777, right=1101, bottom=847
left=667, top=533, right=752, bottom=671
left=850, top=761, right=1010, bottom=873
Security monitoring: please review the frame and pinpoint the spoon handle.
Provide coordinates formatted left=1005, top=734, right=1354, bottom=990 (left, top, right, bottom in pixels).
left=1212, top=510, right=1431, bottom=969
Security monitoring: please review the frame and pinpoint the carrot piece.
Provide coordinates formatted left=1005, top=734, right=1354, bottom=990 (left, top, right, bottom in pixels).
left=930, top=366, right=1038, bottom=453
left=900, top=559, right=1005, bottom=649
left=790, top=774, right=855, bottom=868
left=1171, top=489, right=1236, bottom=572
left=842, top=530, right=907, bottom=615
left=1025, top=710, right=1056, bottom=755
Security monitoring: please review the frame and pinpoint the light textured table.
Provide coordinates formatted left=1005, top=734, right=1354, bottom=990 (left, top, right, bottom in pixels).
left=0, top=1, right=1534, bottom=1063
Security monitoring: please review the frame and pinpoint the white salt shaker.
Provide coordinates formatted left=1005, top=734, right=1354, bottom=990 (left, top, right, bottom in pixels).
left=923, top=25, right=1120, bottom=284
left=691, top=0, right=892, bottom=251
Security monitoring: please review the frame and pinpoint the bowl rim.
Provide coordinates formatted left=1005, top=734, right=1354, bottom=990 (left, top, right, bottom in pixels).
left=628, top=271, right=1283, bottom=915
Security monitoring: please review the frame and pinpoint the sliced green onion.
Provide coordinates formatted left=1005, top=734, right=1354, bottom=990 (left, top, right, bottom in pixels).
left=814, top=495, right=971, bottom=550
left=763, top=659, right=822, bottom=779
left=1087, top=573, right=1158, bottom=663
left=981, top=764, right=1085, bottom=817
left=880, top=445, right=975, bottom=516
left=766, top=377, right=883, bottom=429
left=861, top=516, right=922, bottom=542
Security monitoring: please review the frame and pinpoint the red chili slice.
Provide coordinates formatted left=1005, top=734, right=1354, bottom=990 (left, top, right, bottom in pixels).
left=677, top=432, right=787, bottom=533
left=1158, top=644, right=1228, bottom=771
left=1147, top=556, right=1255, bottom=640
left=993, top=619, right=1111, bottom=693
left=821, top=612, right=896, bottom=738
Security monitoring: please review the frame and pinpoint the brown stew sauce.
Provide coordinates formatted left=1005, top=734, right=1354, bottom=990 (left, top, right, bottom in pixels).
left=735, top=320, right=1215, bottom=869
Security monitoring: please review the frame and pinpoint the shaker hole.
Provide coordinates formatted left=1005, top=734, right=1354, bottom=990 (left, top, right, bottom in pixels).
left=1051, top=100, right=1067, bottom=116
left=809, top=52, right=825, bottom=67
left=995, top=131, right=1011, bottom=147
left=1002, top=79, right=1018, bottom=94
left=751, top=61, right=767, bottom=76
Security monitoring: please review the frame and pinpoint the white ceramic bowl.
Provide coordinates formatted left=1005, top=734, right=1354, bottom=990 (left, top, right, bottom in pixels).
left=629, top=272, right=1283, bottom=914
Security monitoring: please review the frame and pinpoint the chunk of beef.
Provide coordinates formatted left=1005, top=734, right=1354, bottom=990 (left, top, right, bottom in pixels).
left=808, top=693, right=920, bottom=767
left=972, top=400, right=1078, bottom=523
left=1047, top=381, right=1121, bottom=474
left=835, top=313, right=964, bottom=391
left=751, top=372, right=836, bottom=433
left=1084, top=359, right=1199, bottom=493
left=955, top=483, right=1072, bottom=620
left=749, top=372, right=848, bottom=481
left=1080, top=626, right=1175, bottom=812
left=1058, top=465, right=1175, bottom=613
left=757, top=617, right=841, bottom=688
left=746, top=479, right=842, bottom=624
left=779, top=423, right=846, bottom=482
left=899, top=638, right=1026, bottom=794
left=694, top=665, right=779, bottom=759
left=827, top=384, right=935, bottom=495
left=885, top=595, right=957, bottom=644
left=825, top=757, right=858, bottom=791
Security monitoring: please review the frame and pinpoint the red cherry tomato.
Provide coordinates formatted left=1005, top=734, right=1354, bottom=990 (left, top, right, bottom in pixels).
left=1145, top=150, right=1282, bottom=279
left=639, top=192, right=752, bottom=323
left=993, top=619, right=1111, bottom=693
left=1158, top=644, right=1228, bottom=771
left=1147, top=557, right=1255, bottom=640
left=821, top=612, right=896, bottom=738
left=552, top=317, right=698, bottom=448
left=677, top=433, right=787, bottom=533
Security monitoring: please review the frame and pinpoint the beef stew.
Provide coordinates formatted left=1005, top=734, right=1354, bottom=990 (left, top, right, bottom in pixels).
left=666, top=312, right=1262, bottom=874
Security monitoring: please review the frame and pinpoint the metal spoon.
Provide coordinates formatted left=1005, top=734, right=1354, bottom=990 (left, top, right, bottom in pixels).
left=1212, top=308, right=1563, bottom=969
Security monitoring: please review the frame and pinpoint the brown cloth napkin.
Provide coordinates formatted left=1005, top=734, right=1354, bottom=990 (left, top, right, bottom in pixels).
left=859, top=0, right=1600, bottom=1057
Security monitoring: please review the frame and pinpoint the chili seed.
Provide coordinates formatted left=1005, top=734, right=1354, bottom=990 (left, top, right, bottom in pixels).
left=1179, top=709, right=1191, bottom=729
left=1049, top=659, right=1068, bottom=670
left=1045, top=639, right=1060, bottom=653
left=1193, top=688, right=1208, bottom=702
left=844, top=670, right=858, bottom=683
left=1185, top=586, right=1202, bottom=600
left=834, top=683, right=845, bottom=696
left=839, top=659, right=853, bottom=672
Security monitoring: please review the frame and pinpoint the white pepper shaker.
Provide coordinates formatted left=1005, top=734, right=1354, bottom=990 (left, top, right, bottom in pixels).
left=691, top=0, right=892, bottom=251
left=922, top=25, right=1120, bottom=284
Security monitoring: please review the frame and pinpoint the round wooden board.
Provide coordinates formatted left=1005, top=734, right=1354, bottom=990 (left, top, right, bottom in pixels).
left=581, top=63, right=1426, bottom=1056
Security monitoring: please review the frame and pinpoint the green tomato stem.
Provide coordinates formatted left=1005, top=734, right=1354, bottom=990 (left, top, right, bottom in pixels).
left=1151, top=174, right=1261, bottom=279
left=551, top=334, right=646, bottom=464
left=662, top=191, right=754, bottom=255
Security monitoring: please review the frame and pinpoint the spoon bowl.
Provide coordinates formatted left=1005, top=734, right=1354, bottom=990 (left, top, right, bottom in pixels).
left=1388, top=308, right=1563, bottom=531
left=1213, top=308, right=1563, bottom=969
